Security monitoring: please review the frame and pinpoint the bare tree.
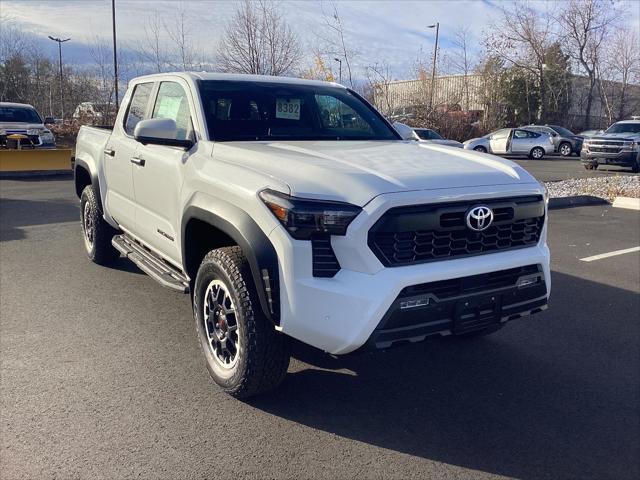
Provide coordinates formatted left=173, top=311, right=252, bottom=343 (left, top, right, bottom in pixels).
left=449, top=26, right=475, bottom=111
left=602, top=27, right=640, bottom=121
left=165, top=4, right=201, bottom=71
left=365, top=61, right=395, bottom=117
left=140, top=10, right=169, bottom=73
left=558, top=0, right=622, bottom=128
left=485, top=1, right=555, bottom=121
left=318, top=1, right=356, bottom=87
left=217, top=0, right=301, bottom=76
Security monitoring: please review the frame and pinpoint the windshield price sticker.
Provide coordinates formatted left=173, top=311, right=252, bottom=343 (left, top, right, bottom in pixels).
left=276, top=98, right=301, bottom=120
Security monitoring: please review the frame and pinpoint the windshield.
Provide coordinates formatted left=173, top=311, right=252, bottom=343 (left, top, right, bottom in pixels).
left=0, top=106, right=42, bottom=124
left=605, top=122, right=640, bottom=134
left=415, top=129, right=443, bottom=140
left=550, top=125, right=575, bottom=137
left=199, top=80, right=399, bottom=141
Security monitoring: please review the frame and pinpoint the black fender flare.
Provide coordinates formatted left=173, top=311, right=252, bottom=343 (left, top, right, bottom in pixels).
left=182, top=203, right=280, bottom=325
left=74, top=157, right=103, bottom=209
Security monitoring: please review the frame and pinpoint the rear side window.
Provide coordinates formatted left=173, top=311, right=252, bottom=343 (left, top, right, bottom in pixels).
left=124, top=82, right=153, bottom=135
left=152, top=82, right=193, bottom=140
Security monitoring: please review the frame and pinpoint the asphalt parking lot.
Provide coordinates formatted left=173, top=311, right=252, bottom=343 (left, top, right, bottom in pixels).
left=507, top=155, right=637, bottom=182
left=1, top=177, right=639, bottom=479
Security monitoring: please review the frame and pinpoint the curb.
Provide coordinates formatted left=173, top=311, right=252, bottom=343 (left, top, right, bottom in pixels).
left=548, top=195, right=609, bottom=210
left=612, top=196, right=640, bottom=211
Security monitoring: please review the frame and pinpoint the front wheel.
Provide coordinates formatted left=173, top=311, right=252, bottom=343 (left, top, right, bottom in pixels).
left=529, top=147, right=545, bottom=159
left=559, top=142, right=573, bottom=157
left=473, top=146, right=487, bottom=153
left=194, top=246, right=290, bottom=398
left=80, top=185, right=119, bottom=265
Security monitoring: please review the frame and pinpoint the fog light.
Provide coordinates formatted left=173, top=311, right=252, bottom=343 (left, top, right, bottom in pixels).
left=517, top=277, right=538, bottom=289
left=400, top=297, right=431, bottom=310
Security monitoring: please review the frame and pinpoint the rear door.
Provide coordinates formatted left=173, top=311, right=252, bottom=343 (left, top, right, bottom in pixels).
left=511, top=129, right=532, bottom=154
left=104, top=82, right=154, bottom=231
left=131, top=80, right=196, bottom=265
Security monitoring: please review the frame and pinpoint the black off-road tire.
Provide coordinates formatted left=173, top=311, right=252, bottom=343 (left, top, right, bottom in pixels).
left=584, top=163, right=598, bottom=170
left=194, top=246, right=290, bottom=398
left=80, top=185, right=119, bottom=265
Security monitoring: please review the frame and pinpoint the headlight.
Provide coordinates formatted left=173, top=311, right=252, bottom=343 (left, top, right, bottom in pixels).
left=259, top=189, right=362, bottom=240
left=27, top=128, right=42, bottom=135
left=0, top=129, right=6, bottom=136
left=41, top=131, right=55, bottom=142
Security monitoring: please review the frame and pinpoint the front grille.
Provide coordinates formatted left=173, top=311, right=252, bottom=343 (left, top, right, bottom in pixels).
left=369, top=196, right=544, bottom=266
left=590, top=146, right=622, bottom=153
left=311, top=235, right=341, bottom=277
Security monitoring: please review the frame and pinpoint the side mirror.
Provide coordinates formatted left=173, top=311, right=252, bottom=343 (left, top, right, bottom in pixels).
left=551, top=132, right=558, bottom=137
left=44, top=116, right=55, bottom=124
left=134, top=118, right=194, bottom=149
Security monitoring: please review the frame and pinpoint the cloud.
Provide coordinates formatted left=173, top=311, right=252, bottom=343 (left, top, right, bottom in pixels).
left=3, top=0, right=639, bottom=79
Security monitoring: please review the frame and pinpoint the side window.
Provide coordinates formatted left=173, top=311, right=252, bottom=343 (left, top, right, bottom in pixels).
left=152, top=82, right=193, bottom=140
left=315, top=94, right=374, bottom=135
left=124, top=82, right=153, bottom=135
left=514, top=130, right=529, bottom=139
left=529, top=131, right=541, bottom=138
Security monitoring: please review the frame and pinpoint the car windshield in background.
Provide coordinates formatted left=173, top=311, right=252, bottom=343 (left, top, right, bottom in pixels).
left=415, top=129, right=443, bottom=140
left=198, top=80, right=399, bottom=142
left=605, top=123, right=640, bottom=134
left=550, top=125, right=575, bottom=137
left=0, top=107, right=42, bottom=123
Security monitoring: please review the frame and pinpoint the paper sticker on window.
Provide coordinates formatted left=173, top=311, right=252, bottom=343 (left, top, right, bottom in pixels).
left=276, top=98, right=301, bottom=120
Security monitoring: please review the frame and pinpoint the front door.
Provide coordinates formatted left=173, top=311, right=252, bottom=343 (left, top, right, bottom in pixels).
left=104, top=82, right=154, bottom=231
left=489, top=129, right=510, bottom=154
left=132, top=80, right=196, bottom=266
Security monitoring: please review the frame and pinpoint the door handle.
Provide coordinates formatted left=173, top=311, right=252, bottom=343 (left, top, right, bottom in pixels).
left=130, top=156, right=146, bottom=166
left=103, top=148, right=115, bottom=157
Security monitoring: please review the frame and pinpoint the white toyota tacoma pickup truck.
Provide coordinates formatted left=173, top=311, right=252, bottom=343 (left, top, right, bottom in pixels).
left=75, top=72, right=550, bottom=398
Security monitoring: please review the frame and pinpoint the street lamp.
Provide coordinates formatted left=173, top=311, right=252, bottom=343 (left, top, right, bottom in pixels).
left=48, top=35, right=70, bottom=121
left=112, top=0, right=119, bottom=111
left=427, top=23, right=439, bottom=110
left=334, top=57, right=342, bottom=84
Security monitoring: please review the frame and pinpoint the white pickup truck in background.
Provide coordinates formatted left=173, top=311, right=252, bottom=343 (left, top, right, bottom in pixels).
left=74, top=72, right=550, bottom=398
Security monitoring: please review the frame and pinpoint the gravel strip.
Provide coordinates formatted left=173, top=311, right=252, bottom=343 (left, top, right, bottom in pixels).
left=545, top=176, right=640, bottom=201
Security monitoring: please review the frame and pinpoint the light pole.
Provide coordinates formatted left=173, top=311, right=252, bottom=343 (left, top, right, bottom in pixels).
left=112, top=0, right=119, bottom=112
left=48, top=35, right=71, bottom=121
left=334, top=57, right=342, bottom=84
left=427, top=23, right=439, bottom=110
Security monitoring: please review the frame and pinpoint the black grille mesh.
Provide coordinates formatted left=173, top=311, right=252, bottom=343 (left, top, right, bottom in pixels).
left=311, top=235, right=341, bottom=277
left=369, top=196, right=544, bottom=266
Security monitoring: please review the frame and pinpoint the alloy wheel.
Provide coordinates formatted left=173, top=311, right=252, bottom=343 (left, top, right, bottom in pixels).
left=203, top=279, right=240, bottom=369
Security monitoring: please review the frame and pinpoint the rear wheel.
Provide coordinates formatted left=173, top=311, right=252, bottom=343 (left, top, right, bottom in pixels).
left=473, top=146, right=487, bottom=153
left=80, top=185, right=119, bottom=265
left=584, top=163, right=598, bottom=170
left=194, top=246, right=290, bottom=398
left=529, top=147, right=545, bottom=159
left=559, top=142, right=572, bottom=157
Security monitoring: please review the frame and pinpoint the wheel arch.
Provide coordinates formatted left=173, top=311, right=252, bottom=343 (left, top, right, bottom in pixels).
left=182, top=203, right=280, bottom=325
left=74, top=157, right=103, bottom=207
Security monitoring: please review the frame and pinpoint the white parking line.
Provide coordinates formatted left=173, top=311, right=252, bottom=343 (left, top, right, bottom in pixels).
left=580, top=246, right=640, bottom=262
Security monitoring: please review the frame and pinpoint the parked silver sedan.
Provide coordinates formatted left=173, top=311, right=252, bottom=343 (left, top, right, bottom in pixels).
left=463, top=128, right=554, bottom=159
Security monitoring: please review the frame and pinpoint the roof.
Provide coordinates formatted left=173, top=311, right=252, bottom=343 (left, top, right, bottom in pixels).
left=0, top=102, right=36, bottom=109
left=131, top=72, right=345, bottom=89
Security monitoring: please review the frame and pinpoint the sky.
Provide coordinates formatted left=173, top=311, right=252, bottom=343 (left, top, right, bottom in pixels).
left=2, top=0, right=640, bottom=80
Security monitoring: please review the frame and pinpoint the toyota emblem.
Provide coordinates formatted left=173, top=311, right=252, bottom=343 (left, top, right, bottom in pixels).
left=466, top=206, right=494, bottom=232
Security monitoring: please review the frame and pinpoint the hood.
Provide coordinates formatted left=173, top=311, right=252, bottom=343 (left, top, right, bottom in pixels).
left=0, top=122, right=46, bottom=131
left=423, top=139, right=464, bottom=148
left=215, top=140, right=539, bottom=206
left=589, top=132, right=640, bottom=141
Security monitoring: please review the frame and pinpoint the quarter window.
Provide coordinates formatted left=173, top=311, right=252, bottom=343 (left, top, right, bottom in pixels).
left=124, top=82, right=153, bottom=135
left=152, top=82, right=193, bottom=140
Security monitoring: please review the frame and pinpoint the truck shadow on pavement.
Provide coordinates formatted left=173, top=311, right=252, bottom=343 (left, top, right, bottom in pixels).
left=0, top=197, right=79, bottom=241
left=250, top=271, right=639, bottom=480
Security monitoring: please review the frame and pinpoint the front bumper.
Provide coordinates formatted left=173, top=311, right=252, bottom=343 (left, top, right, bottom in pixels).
left=270, top=186, right=550, bottom=355
left=581, top=150, right=638, bottom=167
